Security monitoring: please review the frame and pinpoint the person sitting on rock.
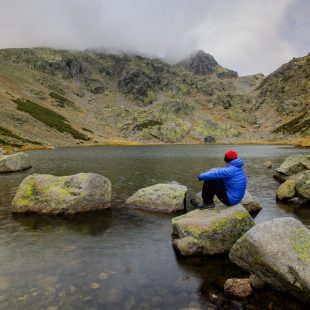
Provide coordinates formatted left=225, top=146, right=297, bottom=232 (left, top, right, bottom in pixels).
left=192, top=150, right=247, bottom=209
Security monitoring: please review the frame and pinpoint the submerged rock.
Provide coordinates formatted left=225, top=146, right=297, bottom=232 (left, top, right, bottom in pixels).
left=12, top=173, right=111, bottom=214
left=229, top=217, right=310, bottom=302
left=193, top=191, right=262, bottom=215
left=126, top=183, right=187, bottom=213
left=172, top=205, right=255, bottom=256
left=0, top=152, right=31, bottom=173
left=224, top=278, right=253, bottom=299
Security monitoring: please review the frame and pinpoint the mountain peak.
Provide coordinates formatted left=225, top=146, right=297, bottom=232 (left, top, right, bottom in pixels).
left=179, top=50, right=219, bottom=75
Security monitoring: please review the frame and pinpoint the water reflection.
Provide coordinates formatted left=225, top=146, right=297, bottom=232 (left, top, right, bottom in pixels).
left=13, top=209, right=113, bottom=235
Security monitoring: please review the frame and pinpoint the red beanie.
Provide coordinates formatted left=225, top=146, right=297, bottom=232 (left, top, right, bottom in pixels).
left=224, top=150, right=238, bottom=162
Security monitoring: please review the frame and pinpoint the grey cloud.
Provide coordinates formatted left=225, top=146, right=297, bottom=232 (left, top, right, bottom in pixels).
left=0, top=0, right=308, bottom=75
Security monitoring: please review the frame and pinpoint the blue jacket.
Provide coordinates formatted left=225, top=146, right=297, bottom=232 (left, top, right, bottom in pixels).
left=198, top=158, right=247, bottom=205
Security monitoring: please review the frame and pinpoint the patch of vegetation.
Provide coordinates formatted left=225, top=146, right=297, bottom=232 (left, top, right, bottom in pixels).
left=0, top=138, right=21, bottom=148
left=0, top=126, right=41, bottom=145
left=133, top=120, right=163, bottom=131
left=82, top=127, right=94, bottom=133
left=49, top=92, right=75, bottom=108
left=12, top=98, right=89, bottom=141
left=273, top=112, right=310, bottom=135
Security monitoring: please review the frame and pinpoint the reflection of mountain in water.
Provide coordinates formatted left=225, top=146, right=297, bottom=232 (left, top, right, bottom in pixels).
left=13, top=209, right=113, bottom=236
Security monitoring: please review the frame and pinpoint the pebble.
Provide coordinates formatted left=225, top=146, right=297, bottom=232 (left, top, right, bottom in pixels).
left=89, top=282, right=101, bottom=289
left=99, top=272, right=109, bottom=280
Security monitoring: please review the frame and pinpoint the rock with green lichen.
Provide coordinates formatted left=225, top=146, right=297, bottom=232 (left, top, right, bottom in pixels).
left=0, top=152, right=31, bottom=173
left=11, top=173, right=111, bottom=214
left=296, top=170, right=310, bottom=200
left=273, top=170, right=306, bottom=183
left=125, top=183, right=187, bottom=213
left=275, top=154, right=310, bottom=176
left=172, top=205, right=255, bottom=256
left=193, top=190, right=262, bottom=215
left=276, top=179, right=297, bottom=201
left=229, top=217, right=310, bottom=302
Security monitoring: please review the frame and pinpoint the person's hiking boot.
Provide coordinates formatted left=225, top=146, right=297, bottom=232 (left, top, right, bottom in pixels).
left=197, top=203, right=215, bottom=209
left=190, top=198, right=215, bottom=209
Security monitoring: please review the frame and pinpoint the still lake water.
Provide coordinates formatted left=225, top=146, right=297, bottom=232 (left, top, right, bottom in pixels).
left=0, top=145, right=309, bottom=309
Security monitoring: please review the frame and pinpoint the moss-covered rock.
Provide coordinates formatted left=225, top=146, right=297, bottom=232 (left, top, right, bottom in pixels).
left=0, top=152, right=31, bottom=173
left=229, top=217, right=310, bottom=302
left=275, top=154, right=310, bottom=176
left=125, top=183, right=187, bottom=213
left=193, top=191, right=262, bottom=215
left=296, top=170, right=310, bottom=200
left=11, top=173, right=111, bottom=214
left=276, top=179, right=297, bottom=201
left=172, top=205, right=255, bottom=256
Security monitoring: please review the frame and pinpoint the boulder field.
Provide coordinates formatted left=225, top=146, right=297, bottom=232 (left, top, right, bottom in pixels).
left=229, top=217, right=310, bottom=303
left=0, top=152, right=31, bottom=173
left=172, top=205, right=255, bottom=256
left=125, top=183, right=187, bottom=213
left=274, top=155, right=310, bottom=203
left=11, top=173, right=112, bottom=215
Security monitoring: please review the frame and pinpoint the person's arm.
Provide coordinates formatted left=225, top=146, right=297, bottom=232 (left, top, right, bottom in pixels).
left=198, top=166, right=235, bottom=181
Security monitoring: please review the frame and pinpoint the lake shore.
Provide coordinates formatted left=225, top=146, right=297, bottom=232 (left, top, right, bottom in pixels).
left=1, top=136, right=309, bottom=154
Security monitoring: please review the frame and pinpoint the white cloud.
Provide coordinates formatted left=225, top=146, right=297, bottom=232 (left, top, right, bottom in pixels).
left=0, top=0, right=308, bottom=75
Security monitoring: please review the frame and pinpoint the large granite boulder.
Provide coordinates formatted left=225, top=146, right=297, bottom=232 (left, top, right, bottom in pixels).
left=275, top=155, right=310, bottom=178
left=296, top=170, right=310, bottom=200
left=172, top=205, right=255, bottom=256
left=229, top=217, right=310, bottom=302
left=0, top=148, right=4, bottom=155
left=125, top=183, right=187, bottom=213
left=193, top=190, right=262, bottom=215
left=0, top=152, right=31, bottom=173
left=12, top=173, right=111, bottom=215
left=276, top=154, right=310, bottom=175
left=273, top=170, right=306, bottom=183
left=276, top=179, right=296, bottom=201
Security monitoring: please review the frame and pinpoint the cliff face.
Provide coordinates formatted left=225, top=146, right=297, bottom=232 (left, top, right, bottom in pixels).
left=0, top=48, right=308, bottom=149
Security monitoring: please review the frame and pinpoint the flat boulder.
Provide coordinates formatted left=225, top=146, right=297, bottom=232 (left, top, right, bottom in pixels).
left=229, top=217, right=310, bottom=302
left=0, top=152, right=31, bottom=173
left=275, top=154, right=310, bottom=176
left=125, top=183, right=187, bottom=213
left=172, top=205, right=255, bottom=256
left=193, top=191, right=262, bottom=215
left=12, top=173, right=111, bottom=215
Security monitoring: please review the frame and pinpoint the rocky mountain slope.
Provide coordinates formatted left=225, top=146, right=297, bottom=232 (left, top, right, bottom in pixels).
left=0, top=48, right=308, bottom=150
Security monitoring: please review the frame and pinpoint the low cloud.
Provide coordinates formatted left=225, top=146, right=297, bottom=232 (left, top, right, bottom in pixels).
left=0, top=0, right=308, bottom=75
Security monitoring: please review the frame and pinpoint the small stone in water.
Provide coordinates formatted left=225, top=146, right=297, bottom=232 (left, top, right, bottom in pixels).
left=69, top=286, right=76, bottom=293
left=89, top=282, right=101, bottom=289
left=17, top=294, right=28, bottom=301
left=99, top=272, right=109, bottom=280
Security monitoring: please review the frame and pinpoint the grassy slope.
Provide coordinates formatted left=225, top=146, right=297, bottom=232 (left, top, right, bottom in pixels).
left=0, top=48, right=308, bottom=149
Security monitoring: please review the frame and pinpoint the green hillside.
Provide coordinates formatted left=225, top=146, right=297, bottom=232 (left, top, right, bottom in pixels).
left=0, top=48, right=308, bottom=150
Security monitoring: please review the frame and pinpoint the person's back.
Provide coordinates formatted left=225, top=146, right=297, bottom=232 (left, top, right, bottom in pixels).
left=221, top=158, right=246, bottom=205
left=193, top=150, right=247, bottom=209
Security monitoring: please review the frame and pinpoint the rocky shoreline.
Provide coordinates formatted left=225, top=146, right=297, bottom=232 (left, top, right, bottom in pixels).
left=1, top=149, right=310, bottom=307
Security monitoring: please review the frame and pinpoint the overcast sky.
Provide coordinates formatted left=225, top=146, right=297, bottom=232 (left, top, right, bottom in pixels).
left=0, top=0, right=309, bottom=75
